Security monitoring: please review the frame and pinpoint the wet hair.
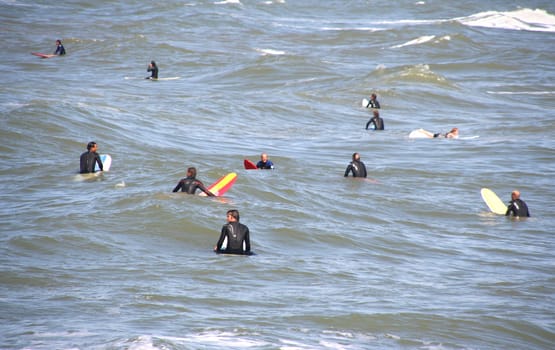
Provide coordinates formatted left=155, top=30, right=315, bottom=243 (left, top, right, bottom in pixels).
left=187, top=167, right=197, bottom=178
left=227, top=209, right=240, bottom=222
left=56, top=39, right=62, bottom=44
left=151, top=61, right=156, bottom=66
left=352, top=152, right=359, bottom=161
left=371, top=93, right=377, bottom=99
left=87, top=141, right=97, bottom=150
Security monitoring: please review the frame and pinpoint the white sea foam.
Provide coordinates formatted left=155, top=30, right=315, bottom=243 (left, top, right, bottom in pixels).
left=256, top=48, right=286, bottom=55
left=391, top=35, right=436, bottom=48
left=458, top=8, right=555, bottom=32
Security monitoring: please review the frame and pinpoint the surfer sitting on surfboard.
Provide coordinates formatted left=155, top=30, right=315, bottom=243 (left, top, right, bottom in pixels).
left=54, top=40, right=66, bottom=56
left=506, top=190, right=530, bottom=217
left=172, top=167, right=214, bottom=196
left=80, top=141, right=103, bottom=173
left=146, top=61, right=158, bottom=79
left=256, top=153, right=274, bottom=169
left=365, top=110, right=384, bottom=130
left=214, top=209, right=251, bottom=255
left=344, top=152, right=367, bottom=178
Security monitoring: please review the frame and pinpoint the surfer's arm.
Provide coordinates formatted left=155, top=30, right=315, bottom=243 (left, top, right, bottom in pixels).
left=344, top=165, right=352, bottom=177
left=172, top=180, right=183, bottom=192
left=95, top=154, right=103, bottom=171
left=198, top=182, right=215, bottom=196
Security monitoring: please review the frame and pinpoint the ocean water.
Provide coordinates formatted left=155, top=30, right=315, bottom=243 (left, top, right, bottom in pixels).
left=1, top=1, right=555, bottom=349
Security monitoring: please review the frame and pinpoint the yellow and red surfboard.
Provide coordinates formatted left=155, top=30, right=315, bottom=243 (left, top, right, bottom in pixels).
left=199, top=172, right=237, bottom=197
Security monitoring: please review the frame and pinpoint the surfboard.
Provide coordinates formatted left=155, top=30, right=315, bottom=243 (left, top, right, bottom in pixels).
left=481, top=188, right=507, bottom=215
left=94, top=154, right=112, bottom=172
left=362, top=98, right=370, bottom=108
left=31, top=52, right=55, bottom=59
left=199, top=172, right=237, bottom=197
left=244, top=159, right=257, bottom=170
left=408, top=128, right=434, bottom=139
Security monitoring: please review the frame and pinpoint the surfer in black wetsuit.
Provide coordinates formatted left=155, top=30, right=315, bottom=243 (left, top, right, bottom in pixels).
left=172, top=167, right=214, bottom=196
left=505, top=190, right=530, bottom=217
left=79, top=141, right=103, bottom=173
left=54, top=40, right=66, bottom=55
left=146, top=61, right=158, bottom=79
left=214, top=209, right=251, bottom=255
left=365, top=110, right=384, bottom=130
left=365, top=93, right=380, bottom=109
left=344, top=152, right=367, bottom=178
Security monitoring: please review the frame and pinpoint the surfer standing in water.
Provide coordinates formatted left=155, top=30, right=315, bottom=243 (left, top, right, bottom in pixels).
left=172, top=167, right=214, bottom=196
left=79, top=141, right=103, bottom=173
left=146, top=61, right=158, bottom=79
left=344, top=152, right=367, bottom=178
left=366, top=110, right=384, bottom=130
left=54, top=40, right=66, bottom=56
left=364, top=93, right=380, bottom=109
left=506, top=190, right=530, bottom=217
left=214, top=209, right=251, bottom=255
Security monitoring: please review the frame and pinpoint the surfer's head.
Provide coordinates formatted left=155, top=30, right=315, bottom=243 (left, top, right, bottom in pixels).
left=352, top=152, right=360, bottom=161
left=511, top=190, right=520, bottom=200
left=226, top=209, right=240, bottom=222
left=187, top=167, right=197, bottom=178
left=150, top=60, right=156, bottom=67
left=87, top=141, right=97, bottom=151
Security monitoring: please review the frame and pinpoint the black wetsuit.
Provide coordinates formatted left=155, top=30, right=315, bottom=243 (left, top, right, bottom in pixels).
left=55, top=44, right=66, bottom=55
left=505, top=199, right=530, bottom=217
left=80, top=151, right=103, bottom=173
left=344, top=160, right=367, bottom=178
left=172, top=176, right=214, bottom=196
left=147, top=65, right=158, bottom=79
left=366, top=116, right=384, bottom=130
left=215, top=222, right=251, bottom=254
left=365, top=99, right=380, bottom=109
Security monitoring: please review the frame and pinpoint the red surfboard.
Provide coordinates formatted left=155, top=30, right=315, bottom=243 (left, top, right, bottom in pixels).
left=244, top=159, right=257, bottom=170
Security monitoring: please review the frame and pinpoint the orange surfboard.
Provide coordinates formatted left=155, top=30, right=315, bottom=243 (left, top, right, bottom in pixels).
left=31, top=52, right=56, bottom=58
left=199, top=172, right=237, bottom=197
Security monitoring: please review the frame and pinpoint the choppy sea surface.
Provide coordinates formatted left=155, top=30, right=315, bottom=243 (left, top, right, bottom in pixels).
left=1, top=1, right=555, bottom=349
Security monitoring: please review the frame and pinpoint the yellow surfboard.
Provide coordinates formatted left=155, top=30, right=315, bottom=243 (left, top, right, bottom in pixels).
left=480, top=188, right=507, bottom=215
left=199, top=172, right=237, bottom=197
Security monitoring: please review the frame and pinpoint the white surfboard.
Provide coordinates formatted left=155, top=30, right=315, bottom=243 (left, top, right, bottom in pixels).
left=95, top=154, right=112, bottom=172
left=408, top=129, right=433, bottom=138
left=362, top=98, right=370, bottom=108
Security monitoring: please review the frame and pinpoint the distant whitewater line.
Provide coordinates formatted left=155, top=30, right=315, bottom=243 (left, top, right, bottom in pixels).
left=487, top=90, right=555, bottom=95
left=302, top=8, right=555, bottom=34
left=457, top=8, right=555, bottom=33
